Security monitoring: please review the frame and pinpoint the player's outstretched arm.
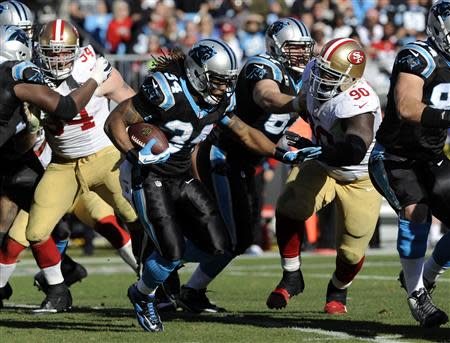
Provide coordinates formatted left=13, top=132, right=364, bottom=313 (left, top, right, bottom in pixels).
left=225, top=115, right=277, bottom=156
left=253, top=79, right=303, bottom=114
left=95, top=67, right=136, bottom=103
left=104, top=98, right=143, bottom=154
left=13, top=79, right=98, bottom=121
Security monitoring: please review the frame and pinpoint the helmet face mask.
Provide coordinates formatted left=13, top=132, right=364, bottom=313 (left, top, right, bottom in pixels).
left=0, top=1, right=34, bottom=39
left=185, top=39, right=238, bottom=105
left=266, top=18, right=315, bottom=73
left=38, top=19, right=80, bottom=80
left=427, top=0, right=450, bottom=54
left=0, top=25, right=31, bottom=61
left=310, top=38, right=366, bottom=101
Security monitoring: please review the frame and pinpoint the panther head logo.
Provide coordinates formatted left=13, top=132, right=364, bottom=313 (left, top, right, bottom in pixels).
left=434, top=1, right=450, bottom=20
left=0, top=5, right=5, bottom=14
left=189, top=44, right=217, bottom=66
left=267, top=21, right=286, bottom=37
left=7, top=27, right=29, bottom=46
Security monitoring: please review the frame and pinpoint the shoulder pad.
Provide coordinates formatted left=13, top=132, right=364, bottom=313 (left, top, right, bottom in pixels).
left=397, top=41, right=437, bottom=78
left=334, top=79, right=380, bottom=119
left=245, top=55, right=283, bottom=83
left=11, top=61, right=45, bottom=84
left=141, top=72, right=175, bottom=110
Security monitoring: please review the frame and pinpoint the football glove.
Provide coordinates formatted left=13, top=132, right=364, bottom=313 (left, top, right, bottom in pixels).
left=278, top=146, right=322, bottom=164
left=126, top=139, right=170, bottom=165
left=90, top=57, right=113, bottom=86
left=285, top=131, right=315, bottom=149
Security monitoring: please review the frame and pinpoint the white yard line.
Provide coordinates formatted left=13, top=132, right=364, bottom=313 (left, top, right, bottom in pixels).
left=291, top=327, right=409, bottom=343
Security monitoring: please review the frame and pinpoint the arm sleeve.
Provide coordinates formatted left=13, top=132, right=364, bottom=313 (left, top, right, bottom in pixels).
left=319, top=134, right=368, bottom=167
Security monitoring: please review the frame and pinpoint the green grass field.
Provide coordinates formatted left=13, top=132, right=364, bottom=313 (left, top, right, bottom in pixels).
left=1, top=251, right=449, bottom=343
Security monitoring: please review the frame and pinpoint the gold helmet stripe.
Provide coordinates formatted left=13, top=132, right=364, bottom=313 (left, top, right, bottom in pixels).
left=322, top=38, right=354, bottom=61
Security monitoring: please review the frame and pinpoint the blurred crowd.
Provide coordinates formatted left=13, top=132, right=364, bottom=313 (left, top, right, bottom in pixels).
left=23, top=0, right=433, bottom=106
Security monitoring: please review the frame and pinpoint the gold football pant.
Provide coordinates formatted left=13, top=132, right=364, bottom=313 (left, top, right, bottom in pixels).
left=277, top=161, right=381, bottom=264
left=25, top=146, right=137, bottom=243
left=9, top=191, right=118, bottom=246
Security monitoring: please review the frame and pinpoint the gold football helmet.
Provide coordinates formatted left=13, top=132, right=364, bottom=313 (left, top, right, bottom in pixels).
left=310, top=38, right=366, bottom=101
left=37, top=19, right=80, bottom=80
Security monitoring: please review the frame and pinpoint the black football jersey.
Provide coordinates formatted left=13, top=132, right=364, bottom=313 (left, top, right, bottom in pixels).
left=132, top=62, right=235, bottom=176
left=212, top=54, right=300, bottom=166
left=376, top=39, right=450, bottom=160
left=0, top=60, right=45, bottom=158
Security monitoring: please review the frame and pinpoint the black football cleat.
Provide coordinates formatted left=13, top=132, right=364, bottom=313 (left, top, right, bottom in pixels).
left=0, top=282, right=13, bottom=309
left=155, top=269, right=180, bottom=312
left=407, top=287, right=448, bottom=327
left=34, top=254, right=88, bottom=293
left=398, top=270, right=436, bottom=295
left=266, top=269, right=305, bottom=310
left=32, top=283, right=72, bottom=314
left=324, top=280, right=347, bottom=314
left=177, top=285, right=226, bottom=313
left=128, top=284, right=163, bottom=332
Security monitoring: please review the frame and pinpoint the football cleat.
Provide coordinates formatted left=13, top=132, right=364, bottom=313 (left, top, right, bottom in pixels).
left=324, top=280, right=347, bottom=314
left=0, top=282, right=13, bottom=309
left=32, top=283, right=72, bottom=314
left=398, top=270, right=436, bottom=295
left=155, top=269, right=180, bottom=312
left=34, top=254, right=88, bottom=293
left=127, top=284, right=163, bottom=332
left=407, top=287, right=448, bottom=327
left=266, top=269, right=305, bottom=310
left=177, top=285, right=226, bottom=313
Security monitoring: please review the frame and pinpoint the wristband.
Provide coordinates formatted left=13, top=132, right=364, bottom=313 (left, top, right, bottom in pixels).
left=421, top=106, right=450, bottom=128
left=274, top=147, right=288, bottom=161
left=126, top=149, right=139, bottom=165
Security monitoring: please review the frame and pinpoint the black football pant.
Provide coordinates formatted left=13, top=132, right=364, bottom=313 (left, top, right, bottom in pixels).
left=196, top=140, right=259, bottom=255
left=133, top=169, right=231, bottom=261
left=369, top=143, right=450, bottom=226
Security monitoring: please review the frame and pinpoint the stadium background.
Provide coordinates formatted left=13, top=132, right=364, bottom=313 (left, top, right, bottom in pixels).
left=19, top=0, right=440, bottom=253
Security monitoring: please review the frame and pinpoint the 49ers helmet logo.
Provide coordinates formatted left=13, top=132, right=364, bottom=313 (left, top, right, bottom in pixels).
left=347, top=50, right=365, bottom=65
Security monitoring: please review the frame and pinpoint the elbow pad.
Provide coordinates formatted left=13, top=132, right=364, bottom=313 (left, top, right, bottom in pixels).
left=50, top=95, right=78, bottom=121
left=320, top=135, right=367, bottom=167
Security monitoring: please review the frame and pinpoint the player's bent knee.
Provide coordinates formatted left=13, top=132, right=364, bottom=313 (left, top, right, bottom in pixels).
left=337, top=247, right=363, bottom=265
left=397, top=219, right=430, bottom=258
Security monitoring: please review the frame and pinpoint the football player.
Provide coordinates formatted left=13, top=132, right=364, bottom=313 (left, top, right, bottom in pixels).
left=268, top=38, right=383, bottom=315
left=369, top=0, right=450, bottom=328
left=177, top=18, right=315, bottom=313
left=0, top=19, right=139, bottom=313
left=0, top=1, right=34, bottom=38
left=0, top=24, right=108, bottom=307
left=0, top=0, right=139, bottom=293
left=105, top=38, right=319, bottom=332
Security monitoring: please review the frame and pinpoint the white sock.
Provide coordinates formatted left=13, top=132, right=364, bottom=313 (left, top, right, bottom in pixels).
left=281, top=256, right=301, bottom=272
left=137, top=279, right=156, bottom=295
left=186, top=266, right=213, bottom=290
left=423, top=255, right=448, bottom=285
left=0, top=263, right=16, bottom=287
left=429, top=223, right=442, bottom=244
left=42, top=261, right=64, bottom=285
left=331, top=272, right=352, bottom=289
left=118, top=240, right=138, bottom=273
left=400, top=257, right=424, bottom=296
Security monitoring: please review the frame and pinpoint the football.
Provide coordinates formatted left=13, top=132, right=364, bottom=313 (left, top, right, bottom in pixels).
left=128, top=122, right=169, bottom=154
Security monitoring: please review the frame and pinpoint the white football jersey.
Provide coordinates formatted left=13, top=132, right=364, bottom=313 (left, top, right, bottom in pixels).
left=44, top=45, right=112, bottom=159
left=303, top=61, right=382, bottom=181
left=34, top=128, right=52, bottom=168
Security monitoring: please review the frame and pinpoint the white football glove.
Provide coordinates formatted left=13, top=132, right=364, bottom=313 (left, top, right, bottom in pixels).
left=90, top=57, right=112, bottom=86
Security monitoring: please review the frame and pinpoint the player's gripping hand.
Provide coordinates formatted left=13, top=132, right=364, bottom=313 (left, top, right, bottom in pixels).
left=126, top=139, right=171, bottom=165
left=285, top=131, right=315, bottom=149
left=23, top=102, right=40, bottom=134
left=90, top=57, right=113, bottom=86
left=276, top=146, right=322, bottom=164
